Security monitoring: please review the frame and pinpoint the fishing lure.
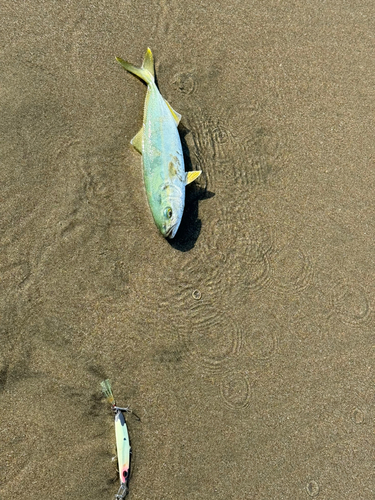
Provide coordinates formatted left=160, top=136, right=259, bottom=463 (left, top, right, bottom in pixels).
left=116, top=48, right=202, bottom=239
left=101, top=379, right=131, bottom=500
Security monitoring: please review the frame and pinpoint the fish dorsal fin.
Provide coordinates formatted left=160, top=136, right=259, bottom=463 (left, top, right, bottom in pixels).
left=130, top=128, right=143, bottom=153
left=164, top=99, right=182, bottom=125
left=142, top=48, right=154, bottom=78
left=186, top=170, right=202, bottom=185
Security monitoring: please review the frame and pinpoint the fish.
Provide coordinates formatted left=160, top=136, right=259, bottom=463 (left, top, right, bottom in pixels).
left=116, top=48, right=202, bottom=239
left=101, top=379, right=131, bottom=500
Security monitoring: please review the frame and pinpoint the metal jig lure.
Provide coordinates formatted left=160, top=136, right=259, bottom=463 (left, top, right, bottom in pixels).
left=101, top=379, right=131, bottom=500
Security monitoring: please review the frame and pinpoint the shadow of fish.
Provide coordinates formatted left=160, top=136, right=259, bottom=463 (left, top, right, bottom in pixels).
left=116, top=48, right=202, bottom=239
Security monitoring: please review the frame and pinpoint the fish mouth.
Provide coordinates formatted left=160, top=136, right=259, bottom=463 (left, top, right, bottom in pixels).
left=165, top=224, right=177, bottom=239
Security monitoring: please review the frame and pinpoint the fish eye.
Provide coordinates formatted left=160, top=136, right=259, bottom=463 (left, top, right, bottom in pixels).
left=164, top=207, right=173, bottom=219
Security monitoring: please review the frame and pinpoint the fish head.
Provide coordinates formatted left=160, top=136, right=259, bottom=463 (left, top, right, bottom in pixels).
left=156, top=182, right=184, bottom=239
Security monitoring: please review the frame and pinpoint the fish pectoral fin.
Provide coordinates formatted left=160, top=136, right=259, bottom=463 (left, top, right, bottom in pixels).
left=164, top=99, right=182, bottom=125
left=130, top=128, right=143, bottom=153
left=186, top=170, right=202, bottom=184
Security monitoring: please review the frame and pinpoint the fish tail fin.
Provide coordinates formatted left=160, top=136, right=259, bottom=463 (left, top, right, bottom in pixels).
left=101, top=379, right=116, bottom=406
left=116, top=48, right=154, bottom=85
left=142, top=47, right=154, bottom=78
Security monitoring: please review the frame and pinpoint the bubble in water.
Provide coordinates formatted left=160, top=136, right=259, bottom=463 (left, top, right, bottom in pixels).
left=270, top=245, right=314, bottom=293
left=220, top=370, right=253, bottom=409
left=172, top=72, right=197, bottom=95
left=331, top=281, right=371, bottom=326
left=306, top=480, right=319, bottom=497
left=352, top=407, right=365, bottom=424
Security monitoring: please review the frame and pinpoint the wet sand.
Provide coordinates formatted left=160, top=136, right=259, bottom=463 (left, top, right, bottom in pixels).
left=1, top=1, right=374, bottom=499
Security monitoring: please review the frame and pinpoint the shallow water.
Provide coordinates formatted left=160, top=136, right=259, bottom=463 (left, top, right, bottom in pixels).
left=1, top=1, right=374, bottom=499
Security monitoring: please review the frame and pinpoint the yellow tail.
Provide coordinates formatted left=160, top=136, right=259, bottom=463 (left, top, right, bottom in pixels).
left=116, top=47, right=154, bottom=85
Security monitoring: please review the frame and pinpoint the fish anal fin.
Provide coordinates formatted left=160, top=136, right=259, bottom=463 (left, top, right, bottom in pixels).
left=131, top=128, right=143, bottom=153
left=186, top=170, right=202, bottom=185
left=164, top=99, right=182, bottom=125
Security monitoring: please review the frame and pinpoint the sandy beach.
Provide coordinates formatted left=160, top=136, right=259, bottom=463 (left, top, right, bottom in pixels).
left=1, top=0, right=374, bottom=498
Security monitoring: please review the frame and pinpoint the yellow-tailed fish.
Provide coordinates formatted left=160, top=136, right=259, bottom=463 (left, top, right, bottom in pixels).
left=101, top=379, right=130, bottom=500
left=116, top=48, right=202, bottom=238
